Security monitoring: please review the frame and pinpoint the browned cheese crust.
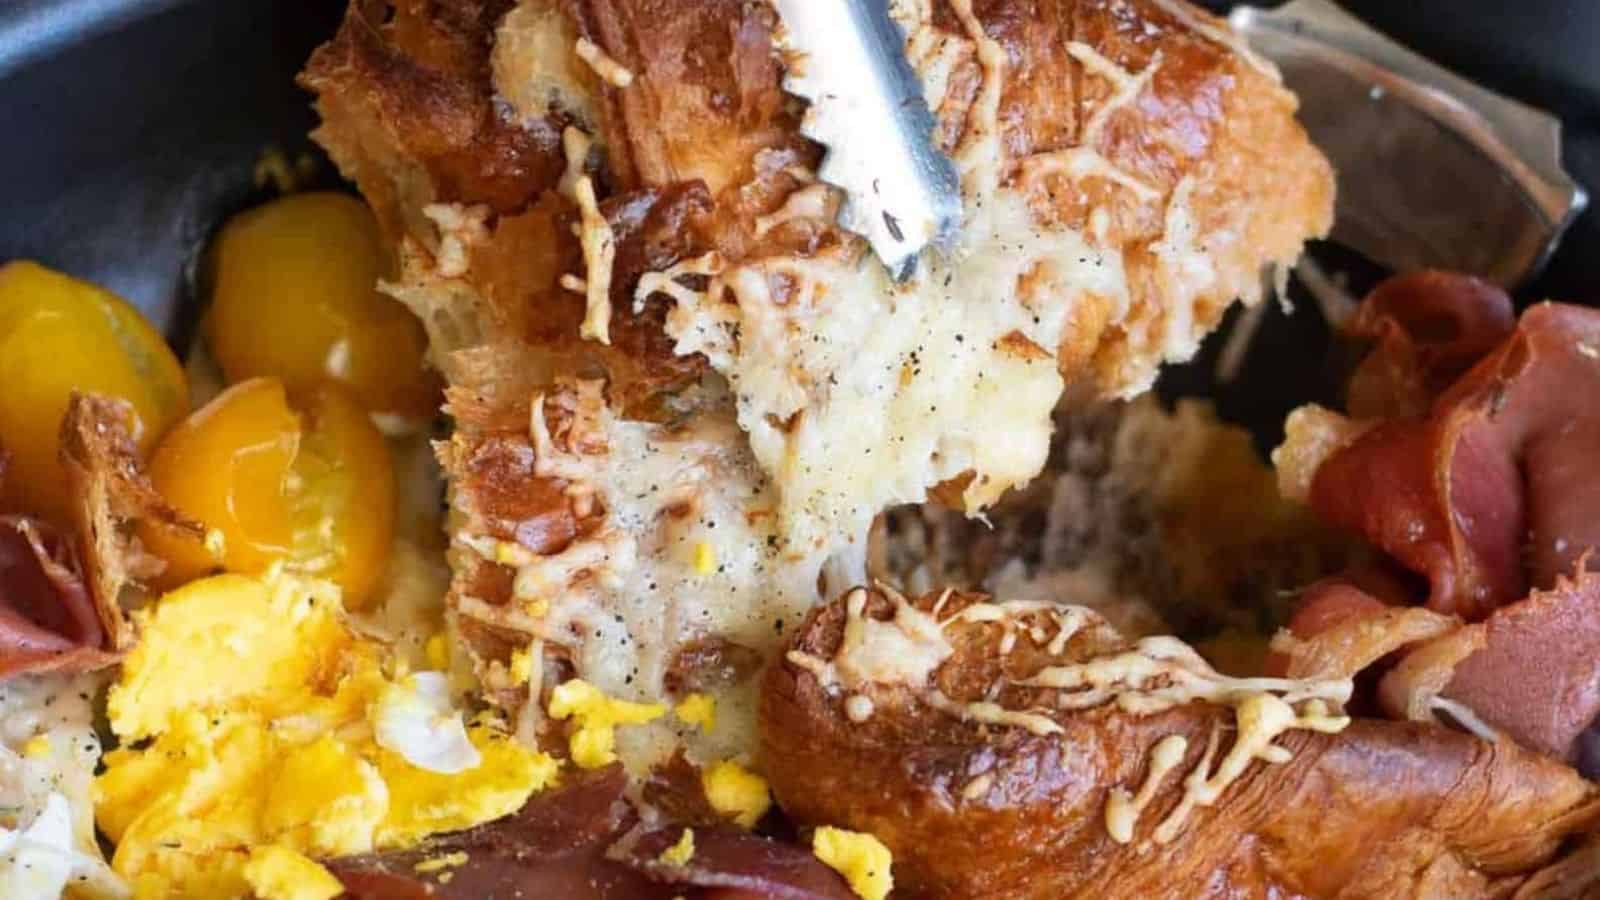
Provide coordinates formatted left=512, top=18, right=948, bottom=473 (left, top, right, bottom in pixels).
left=761, top=588, right=1600, bottom=899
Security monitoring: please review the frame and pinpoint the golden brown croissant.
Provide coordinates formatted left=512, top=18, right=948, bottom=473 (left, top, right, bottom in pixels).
left=761, top=587, right=1600, bottom=898
left=302, top=0, right=1335, bottom=764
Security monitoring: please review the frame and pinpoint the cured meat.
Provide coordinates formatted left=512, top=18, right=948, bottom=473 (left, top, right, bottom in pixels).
left=1281, top=273, right=1600, bottom=763
left=329, top=765, right=852, bottom=899
left=1310, top=292, right=1600, bottom=618
left=0, top=515, right=110, bottom=677
left=0, top=394, right=197, bottom=677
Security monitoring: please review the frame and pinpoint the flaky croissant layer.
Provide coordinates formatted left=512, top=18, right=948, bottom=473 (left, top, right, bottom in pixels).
left=762, top=587, right=1600, bottom=899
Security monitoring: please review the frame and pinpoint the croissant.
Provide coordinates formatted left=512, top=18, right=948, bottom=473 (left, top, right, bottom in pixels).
left=761, top=587, right=1600, bottom=898
left=302, top=0, right=1334, bottom=765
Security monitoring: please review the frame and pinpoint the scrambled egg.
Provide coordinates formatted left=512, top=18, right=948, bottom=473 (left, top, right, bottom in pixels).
left=701, top=759, right=771, bottom=828
left=656, top=828, right=695, bottom=866
left=812, top=826, right=894, bottom=900
left=691, top=541, right=716, bottom=575
left=547, top=679, right=664, bottom=768
left=242, top=846, right=341, bottom=900
left=96, top=568, right=559, bottom=898
left=673, top=693, right=716, bottom=733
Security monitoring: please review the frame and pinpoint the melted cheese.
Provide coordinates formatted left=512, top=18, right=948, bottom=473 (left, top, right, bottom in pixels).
left=790, top=593, right=1353, bottom=843
left=1015, top=42, right=1161, bottom=203
left=1105, top=734, right=1186, bottom=843
left=925, top=691, right=1063, bottom=736
left=1152, top=695, right=1346, bottom=844
left=638, top=1, right=1136, bottom=561
left=484, top=380, right=826, bottom=775
left=1026, top=635, right=1351, bottom=715
left=834, top=588, right=953, bottom=687
left=753, top=183, right=835, bottom=238
left=451, top=0, right=1292, bottom=797
left=1147, top=177, right=1216, bottom=361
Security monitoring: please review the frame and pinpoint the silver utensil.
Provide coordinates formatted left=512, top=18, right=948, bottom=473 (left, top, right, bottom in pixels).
left=1231, top=0, right=1587, bottom=288
left=771, top=0, right=962, bottom=280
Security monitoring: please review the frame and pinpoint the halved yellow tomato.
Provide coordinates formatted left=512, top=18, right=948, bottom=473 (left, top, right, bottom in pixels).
left=0, top=261, right=187, bottom=521
left=205, top=192, right=438, bottom=420
left=143, top=377, right=395, bottom=605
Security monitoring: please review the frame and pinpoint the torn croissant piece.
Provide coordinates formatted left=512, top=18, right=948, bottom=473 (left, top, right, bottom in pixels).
left=1275, top=273, right=1600, bottom=763
left=0, top=395, right=200, bottom=677
left=58, top=393, right=205, bottom=650
left=304, top=0, right=1333, bottom=763
left=762, top=587, right=1600, bottom=899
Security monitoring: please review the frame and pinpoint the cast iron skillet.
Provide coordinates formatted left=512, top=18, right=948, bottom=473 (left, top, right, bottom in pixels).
left=0, top=0, right=1596, bottom=448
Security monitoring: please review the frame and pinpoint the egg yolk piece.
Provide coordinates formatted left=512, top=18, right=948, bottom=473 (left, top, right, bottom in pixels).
left=143, top=377, right=395, bottom=605
left=205, top=192, right=438, bottom=419
left=0, top=260, right=187, bottom=520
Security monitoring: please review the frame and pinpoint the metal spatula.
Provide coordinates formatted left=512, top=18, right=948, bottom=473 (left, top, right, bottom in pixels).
left=770, top=0, right=962, bottom=281
left=1231, top=0, right=1587, bottom=288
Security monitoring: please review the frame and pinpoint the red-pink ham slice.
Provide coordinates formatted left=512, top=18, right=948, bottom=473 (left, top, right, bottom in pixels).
left=1291, top=273, right=1600, bottom=764
left=0, top=516, right=113, bottom=676
left=1311, top=299, right=1600, bottom=619
left=1443, top=565, right=1600, bottom=761
left=1344, top=271, right=1515, bottom=419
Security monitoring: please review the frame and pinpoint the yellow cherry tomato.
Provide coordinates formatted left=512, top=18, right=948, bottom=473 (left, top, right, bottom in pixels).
left=0, top=261, right=187, bottom=521
left=144, top=377, right=395, bottom=605
left=205, top=192, right=439, bottom=419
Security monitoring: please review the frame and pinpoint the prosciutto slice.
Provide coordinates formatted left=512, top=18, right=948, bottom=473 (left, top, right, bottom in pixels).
left=0, top=515, right=112, bottom=677
left=329, top=765, right=853, bottom=899
left=1282, top=272, right=1600, bottom=763
left=1310, top=291, right=1600, bottom=618
left=0, top=393, right=199, bottom=678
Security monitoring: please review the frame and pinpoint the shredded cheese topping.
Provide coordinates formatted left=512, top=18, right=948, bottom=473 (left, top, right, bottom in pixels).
left=789, top=593, right=1353, bottom=843
left=467, top=379, right=827, bottom=774
left=558, top=127, right=616, bottom=345
left=573, top=37, right=635, bottom=88
left=833, top=588, right=952, bottom=686
left=637, top=0, right=1250, bottom=567
left=1016, top=43, right=1161, bottom=203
